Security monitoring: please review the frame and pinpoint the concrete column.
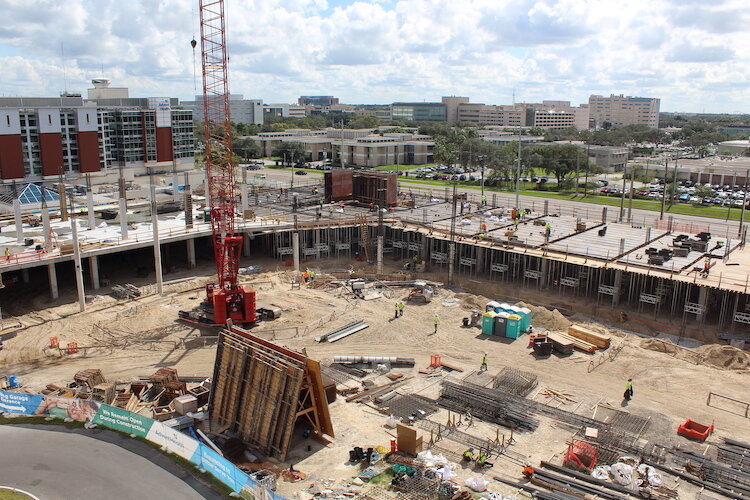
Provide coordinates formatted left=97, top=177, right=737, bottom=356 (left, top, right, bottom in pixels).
left=119, top=198, right=128, bottom=240
left=292, top=232, right=300, bottom=274
left=697, top=286, right=708, bottom=321
left=151, top=200, right=163, bottom=295
left=613, top=269, right=623, bottom=306
left=619, top=238, right=626, bottom=255
left=241, top=184, right=249, bottom=213
left=48, top=263, right=59, bottom=300
left=420, top=233, right=429, bottom=262
left=86, top=191, right=95, bottom=230
left=315, top=229, right=321, bottom=259
left=89, top=255, right=100, bottom=290
left=448, top=243, right=456, bottom=285
left=543, top=200, right=549, bottom=216
left=243, top=233, right=251, bottom=257
left=540, top=259, right=549, bottom=289
left=601, top=207, right=608, bottom=223
left=377, top=235, right=384, bottom=274
left=173, top=172, right=180, bottom=202
left=71, top=219, right=86, bottom=312
left=476, top=246, right=485, bottom=273
left=21, top=268, right=29, bottom=283
left=42, top=205, right=52, bottom=251
left=186, top=238, right=196, bottom=269
left=645, top=227, right=651, bottom=242
left=13, top=199, right=24, bottom=244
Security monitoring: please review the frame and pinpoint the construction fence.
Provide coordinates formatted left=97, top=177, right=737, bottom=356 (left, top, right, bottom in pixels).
left=0, top=389, right=285, bottom=499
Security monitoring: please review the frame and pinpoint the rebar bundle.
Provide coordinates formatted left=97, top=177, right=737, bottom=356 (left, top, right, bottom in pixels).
left=492, top=367, right=538, bottom=397
left=438, top=381, right=539, bottom=431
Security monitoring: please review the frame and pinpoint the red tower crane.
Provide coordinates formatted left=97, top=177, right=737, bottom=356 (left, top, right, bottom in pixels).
left=184, top=0, right=256, bottom=326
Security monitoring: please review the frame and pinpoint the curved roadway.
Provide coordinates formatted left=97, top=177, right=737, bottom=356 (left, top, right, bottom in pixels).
left=0, top=426, right=218, bottom=500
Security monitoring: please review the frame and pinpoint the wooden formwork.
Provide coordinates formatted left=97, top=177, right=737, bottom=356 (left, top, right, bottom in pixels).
left=210, top=326, right=334, bottom=460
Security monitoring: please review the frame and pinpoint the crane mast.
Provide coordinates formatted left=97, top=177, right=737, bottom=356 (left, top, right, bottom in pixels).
left=198, top=0, right=255, bottom=325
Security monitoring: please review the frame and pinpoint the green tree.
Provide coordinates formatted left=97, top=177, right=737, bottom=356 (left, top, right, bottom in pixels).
left=348, top=115, right=379, bottom=129
left=233, top=137, right=261, bottom=159
left=694, top=185, right=715, bottom=202
left=271, top=142, right=308, bottom=166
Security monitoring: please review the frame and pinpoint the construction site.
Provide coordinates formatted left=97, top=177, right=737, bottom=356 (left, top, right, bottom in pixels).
left=2, top=1, right=750, bottom=499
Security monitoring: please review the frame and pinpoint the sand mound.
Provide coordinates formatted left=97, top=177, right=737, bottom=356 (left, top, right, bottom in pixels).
left=640, top=338, right=679, bottom=354
left=516, top=301, right=571, bottom=331
left=697, top=345, right=750, bottom=370
left=455, top=292, right=489, bottom=311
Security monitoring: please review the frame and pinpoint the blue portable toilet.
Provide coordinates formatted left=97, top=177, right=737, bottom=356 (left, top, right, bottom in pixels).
left=494, top=311, right=509, bottom=336
left=482, top=312, right=497, bottom=335
left=518, top=307, right=532, bottom=332
left=505, top=314, right=522, bottom=339
left=486, top=301, right=501, bottom=313
left=498, top=302, right=512, bottom=313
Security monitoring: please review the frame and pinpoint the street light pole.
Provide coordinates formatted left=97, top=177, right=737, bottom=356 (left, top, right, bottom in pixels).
left=515, top=128, right=522, bottom=209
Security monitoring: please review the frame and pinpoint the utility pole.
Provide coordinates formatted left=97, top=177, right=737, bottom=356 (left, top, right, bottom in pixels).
left=619, top=166, right=626, bottom=222
left=660, top=158, right=668, bottom=220
left=628, top=163, right=635, bottom=222
left=515, top=128, right=522, bottom=209
left=739, top=169, right=749, bottom=237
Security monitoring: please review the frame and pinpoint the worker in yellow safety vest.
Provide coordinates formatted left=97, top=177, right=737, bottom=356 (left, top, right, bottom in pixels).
left=433, top=314, right=441, bottom=334
left=394, top=302, right=400, bottom=319
left=480, top=352, right=488, bottom=372
left=397, top=301, right=405, bottom=317
left=462, top=448, right=474, bottom=462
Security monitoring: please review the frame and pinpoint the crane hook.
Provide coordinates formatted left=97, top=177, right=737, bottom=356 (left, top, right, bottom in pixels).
left=190, top=39, right=197, bottom=49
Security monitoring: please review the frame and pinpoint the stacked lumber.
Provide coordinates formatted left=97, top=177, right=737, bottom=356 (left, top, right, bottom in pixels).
left=74, top=369, right=106, bottom=389
left=549, top=332, right=598, bottom=353
left=149, top=367, right=178, bottom=386
left=567, top=325, right=611, bottom=349
left=546, top=333, right=575, bottom=355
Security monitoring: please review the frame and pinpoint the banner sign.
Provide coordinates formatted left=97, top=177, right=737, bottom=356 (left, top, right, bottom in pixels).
left=146, top=421, right=200, bottom=461
left=92, top=404, right=153, bottom=437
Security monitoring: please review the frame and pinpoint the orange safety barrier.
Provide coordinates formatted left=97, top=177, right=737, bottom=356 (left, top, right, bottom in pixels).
left=429, top=354, right=442, bottom=368
left=65, top=342, right=79, bottom=354
left=49, top=337, right=59, bottom=348
left=564, top=440, right=597, bottom=471
left=677, top=419, right=714, bottom=442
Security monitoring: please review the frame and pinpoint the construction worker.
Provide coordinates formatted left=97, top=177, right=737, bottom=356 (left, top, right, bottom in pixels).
left=703, top=256, right=711, bottom=275
left=522, top=463, right=535, bottom=479
left=480, top=352, right=488, bottom=372
left=397, top=301, right=405, bottom=317
left=4, top=248, right=10, bottom=261
left=433, top=314, right=441, bottom=334
left=476, top=453, right=492, bottom=468
left=394, top=302, right=400, bottom=319
left=462, top=448, right=475, bottom=462
left=545, top=222, right=552, bottom=239
left=624, top=378, right=634, bottom=401
left=328, top=205, right=334, bottom=216
left=513, top=219, right=520, bottom=231
left=481, top=195, right=487, bottom=206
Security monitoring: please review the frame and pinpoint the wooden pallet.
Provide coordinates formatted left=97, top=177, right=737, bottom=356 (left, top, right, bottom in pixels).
left=567, top=325, right=611, bottom=349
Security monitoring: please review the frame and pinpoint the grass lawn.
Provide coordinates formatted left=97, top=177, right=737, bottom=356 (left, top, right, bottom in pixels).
left=372, top=163, right=436, bottom=171
left=0, top=490, right=35, bottom=500
left=398, top=178, right=744, bottom=221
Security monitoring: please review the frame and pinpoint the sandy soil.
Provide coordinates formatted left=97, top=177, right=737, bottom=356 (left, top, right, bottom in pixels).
left=1, top=258, right=749, bottom=498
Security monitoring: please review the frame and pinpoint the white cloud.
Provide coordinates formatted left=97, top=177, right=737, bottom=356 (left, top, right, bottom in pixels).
left=0, top=0, right=747, bottom=112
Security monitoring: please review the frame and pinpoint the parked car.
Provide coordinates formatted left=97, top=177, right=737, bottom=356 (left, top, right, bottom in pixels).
left=295, top=170, right=308, bottom=175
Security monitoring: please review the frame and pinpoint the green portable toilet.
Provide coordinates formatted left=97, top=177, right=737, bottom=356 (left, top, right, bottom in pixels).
left=518, top=307, right=532, bottom=332
left=494, top=311, right=509, bottom=336
left=482, top=311, right=497, bottom=335
left=509, top=306, right=529, bottom=333
left=505, top=314, right=522, bottom=339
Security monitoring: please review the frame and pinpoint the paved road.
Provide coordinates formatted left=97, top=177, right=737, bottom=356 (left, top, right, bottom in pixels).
left=255, top=167, right=747, bottom=239
left=0, top=426, right=217, bottom=500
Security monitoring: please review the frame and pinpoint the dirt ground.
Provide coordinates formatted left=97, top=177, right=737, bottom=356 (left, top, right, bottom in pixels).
left=1, top=257, right=749, bottom=498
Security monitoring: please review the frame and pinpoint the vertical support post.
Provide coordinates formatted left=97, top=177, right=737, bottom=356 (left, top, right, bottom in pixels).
left=697, top=286, right=708, bottom=322
left=48, top=263, right=59, bottom=300
left=86, top=190, right=95, bottom=230
left=377, top=235, right=384, bottom=275
left=243, top=233, right=251, bottom=257
left=58, top=183, right=68, bottom=222
left=71, top=218, right=86, bottom=312
left=21, top=268, right=29, bottom=284
left=184, top=172, right=193, bottom=229
left=186, top=238, right=196, bottom=269
left=172, top=170, right=180, bottom=202
left=476, top=246, right=485, bottom=273
left=315, top=229, right=321, bottom=259
left=42, top=205, right=52, bottom=251
left=151, top=186, right=163, bottom=296
left=119, top=198, right=129, bottom=240
left=645, top=227, right=651, bottom=243
left=448, top=243, right=456, bottom=286
left=613, top=269, right=623, bottom=306
left=241, top=184, right=249, bottom=213
left=12, top=199, right=24, bottom=244
left=619, top=238, right=625, bottom=255
left=89, top=255, right=100, bottom=290
left=543, top=200, right=549, bottom=216
left=292, top=232, right=300, bottom=274
left=601, top=207, right=607, bottom=223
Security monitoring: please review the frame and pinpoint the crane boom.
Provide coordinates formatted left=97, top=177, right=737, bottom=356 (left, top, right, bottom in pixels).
left=197, top=0, right=256, bottom=325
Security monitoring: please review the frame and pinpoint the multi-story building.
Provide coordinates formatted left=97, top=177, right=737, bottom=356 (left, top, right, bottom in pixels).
left=0, top=94, right=194, bottom=183
left=298, top=96, right=339, bottom=106
left=263, top=103, right=306, bottom=121
left=250, top=128, right=434, bottom=166
left=586, top=145, right=629, bottom=171
left=524, top=102, right=590, bottom=130
left=588, top=94, right=660, bottom=129
left=390, top=102, right=447, bottom=122
left=442, top=96, right=470, bottom=123
left=458, top=103, right=527, bottom=127
left=183, top=94, right=263, bottom=125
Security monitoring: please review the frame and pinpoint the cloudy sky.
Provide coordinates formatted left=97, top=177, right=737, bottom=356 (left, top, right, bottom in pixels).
left=0, top=0, right=748, bottom=113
